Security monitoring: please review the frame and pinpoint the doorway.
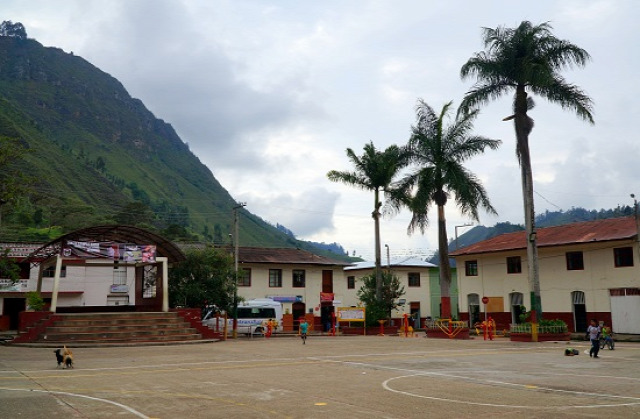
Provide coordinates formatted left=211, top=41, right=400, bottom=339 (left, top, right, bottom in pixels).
left=409, top=302, right=420, bottom=329
left=572, top=291, right=587, bottom=332
left=321, top=270, right=333, bottom=293
left=2, top=298, right=25, bottom=330
left=509, top=292, right=524, bottom=324
left=468, top=293, right=480, bottom=326
left=292, top=302, right=306, bottom=331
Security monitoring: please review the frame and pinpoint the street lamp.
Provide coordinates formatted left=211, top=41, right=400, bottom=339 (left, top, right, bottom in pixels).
left=232, top=202, right=246, bottom=339
left=632, top=194, right=639, bottom=260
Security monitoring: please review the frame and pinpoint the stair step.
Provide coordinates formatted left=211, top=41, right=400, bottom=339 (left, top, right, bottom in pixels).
left=41, top=334, right=203, bottom=343
left=46, top=324, right=192, bottom=333
left=25, top=312, right=206, bottom=344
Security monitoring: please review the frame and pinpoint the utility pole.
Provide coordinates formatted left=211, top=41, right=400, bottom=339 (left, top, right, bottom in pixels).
left=632, top=194, right=639, bottom=262
left=232, top=202, right=246, bottom=339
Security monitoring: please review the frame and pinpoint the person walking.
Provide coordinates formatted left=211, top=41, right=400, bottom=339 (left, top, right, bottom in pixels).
left=299, top=318, right=309, bottom=345
left=587, top=319, right=601, bottom=358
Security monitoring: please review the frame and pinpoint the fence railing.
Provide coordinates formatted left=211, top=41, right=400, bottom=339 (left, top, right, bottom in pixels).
left=510, top=323, right=568, bottom=334
left=424, top=319, right=469, bottom=329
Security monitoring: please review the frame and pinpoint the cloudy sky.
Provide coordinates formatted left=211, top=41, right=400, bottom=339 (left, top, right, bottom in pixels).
left=6, top=1, right=639, bottom=260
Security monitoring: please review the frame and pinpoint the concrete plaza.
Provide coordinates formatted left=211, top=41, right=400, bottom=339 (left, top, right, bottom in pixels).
left=1, top=335, right=639, bottom=418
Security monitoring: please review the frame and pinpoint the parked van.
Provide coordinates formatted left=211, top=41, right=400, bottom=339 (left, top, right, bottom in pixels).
left=202, top=298, right=283, bottom=335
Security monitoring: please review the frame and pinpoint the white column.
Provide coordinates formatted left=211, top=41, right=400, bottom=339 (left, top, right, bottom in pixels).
left=50, top=253, right=63, bottom=313
left=157, top=257, right=169, bottom=312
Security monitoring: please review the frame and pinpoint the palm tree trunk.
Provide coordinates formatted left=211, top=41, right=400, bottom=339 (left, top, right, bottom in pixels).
left=515, top=87, right=542, bottom=326
left=373, top=188, right=382, bottom=301
left=437, top=203, right=452, bottom=318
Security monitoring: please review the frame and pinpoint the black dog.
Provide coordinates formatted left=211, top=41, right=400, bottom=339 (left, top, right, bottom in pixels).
left=54, top=347, right=73, bottom=368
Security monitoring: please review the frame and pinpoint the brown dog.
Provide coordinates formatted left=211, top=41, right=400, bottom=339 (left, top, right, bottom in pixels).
left=62, top=345, right=73, bottom=368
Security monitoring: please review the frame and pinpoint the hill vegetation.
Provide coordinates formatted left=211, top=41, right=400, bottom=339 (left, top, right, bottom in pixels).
left=0, top=22, right=356, bottom=262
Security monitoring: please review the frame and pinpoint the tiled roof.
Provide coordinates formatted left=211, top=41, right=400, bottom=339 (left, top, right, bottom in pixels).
left=450, top=217, right=638, bottom=257
left=345, top=257, right=436, bottom=270
left=237, top=247, right=351, bottom=266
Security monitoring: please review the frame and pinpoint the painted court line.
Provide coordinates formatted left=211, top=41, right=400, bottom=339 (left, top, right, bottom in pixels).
left=0, top=387, right=150, bottom=418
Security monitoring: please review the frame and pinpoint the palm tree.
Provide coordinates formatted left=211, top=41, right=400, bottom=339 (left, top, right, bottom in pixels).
left=459, top=21, right=594, bottom=323
left=395, top=99, right=500, bottom=319
left=327, top=142, right=407, bottom=300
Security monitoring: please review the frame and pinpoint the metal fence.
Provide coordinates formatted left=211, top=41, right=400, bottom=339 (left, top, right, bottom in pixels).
left=510, top=323, right=568, bottom=334
left=424, top=319, right=469, bottom=329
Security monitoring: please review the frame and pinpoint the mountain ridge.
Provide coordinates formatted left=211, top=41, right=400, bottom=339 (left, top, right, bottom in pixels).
left=0, top=29, right=356, bottom=262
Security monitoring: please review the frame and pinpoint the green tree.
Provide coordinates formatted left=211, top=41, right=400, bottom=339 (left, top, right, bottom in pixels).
left=114, top=202, right=154, bottom=226
left=356, top=270, right=405, bottom=326
left=327, top=142, right=407, bottom=301
left=0, top=248, right=20, bottom=283
left=168, top=246, right=236, bottom=312
left=395, top=99, right=500, bottom=319
left=0, top=137, right=33, bottom=228
left=459, top=21, right=594, bottom=322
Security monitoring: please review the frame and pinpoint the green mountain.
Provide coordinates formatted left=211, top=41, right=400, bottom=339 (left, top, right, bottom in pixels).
left=0, top=25, right=355, bottom=262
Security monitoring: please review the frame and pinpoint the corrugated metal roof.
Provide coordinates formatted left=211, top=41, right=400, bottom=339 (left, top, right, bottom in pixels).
left=237, top=247, right=351, bottom=266
left=345, top=256, right=437, bottom=270
left=450, top=217, right=638, bottom=257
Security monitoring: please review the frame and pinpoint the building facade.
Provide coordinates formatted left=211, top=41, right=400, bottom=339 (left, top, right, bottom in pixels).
left=451, top=217, right=640, bottom=333
left=343, top=258, right=458, bottom=326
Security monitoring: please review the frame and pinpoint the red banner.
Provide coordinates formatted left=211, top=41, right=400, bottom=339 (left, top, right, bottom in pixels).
left=320, top=292, right=334, bottom=302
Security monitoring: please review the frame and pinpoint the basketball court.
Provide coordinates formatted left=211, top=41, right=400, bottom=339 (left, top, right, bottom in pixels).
left=1, top=336, right=639, bottom=418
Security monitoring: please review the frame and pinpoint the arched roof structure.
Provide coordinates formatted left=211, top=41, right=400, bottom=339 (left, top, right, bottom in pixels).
left=22, top=225, right=186, bottom=265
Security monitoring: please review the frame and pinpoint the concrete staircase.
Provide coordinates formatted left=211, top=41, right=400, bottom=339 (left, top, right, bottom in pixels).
left=31, top=312, right=204, bottom=344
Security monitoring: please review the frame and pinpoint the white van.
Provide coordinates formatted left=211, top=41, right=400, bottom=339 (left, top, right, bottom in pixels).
left=202, top=298, right=283, bottom=335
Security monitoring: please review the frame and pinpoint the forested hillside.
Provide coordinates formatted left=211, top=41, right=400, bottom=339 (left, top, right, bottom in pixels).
left=0, top=24, right=355, bottom=261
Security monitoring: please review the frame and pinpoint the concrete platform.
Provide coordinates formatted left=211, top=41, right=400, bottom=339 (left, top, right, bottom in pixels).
left=1, top=335, right=639, bottom=418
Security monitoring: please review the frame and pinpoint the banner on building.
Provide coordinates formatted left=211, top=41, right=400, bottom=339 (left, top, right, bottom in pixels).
left=63, top=241, right=156, bottom=263
left=336, top=307, right=365, bottom=322
left=319, top=292, right=334, bottom=302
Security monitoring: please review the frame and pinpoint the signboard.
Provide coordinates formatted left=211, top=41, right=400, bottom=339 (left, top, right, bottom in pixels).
left=110, top=284, right=129, bottom=293
left=320, top=292, right=334, bottom=302
left=63, top=241, right=156, bottom=263
left=482, top=296, right=489, bottom=304
left=336, top=307, right=366, bottom=322
left=268, top=295, right=303, bottom=303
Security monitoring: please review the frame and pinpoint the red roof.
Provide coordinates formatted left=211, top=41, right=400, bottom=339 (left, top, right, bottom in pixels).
left=451, top=217, right=638, bottom=256
left=238, top=247, right=350, bottom=266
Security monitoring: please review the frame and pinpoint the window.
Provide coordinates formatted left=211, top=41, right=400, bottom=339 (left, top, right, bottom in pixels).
left=238, top=268, right=251, bottom=286
left=614, top=247, right=634, bottom=267
left=506, top=256, right=522, bottom=274
left=347, top=276, right=355, bottom=289
left=408, top=272, right=420, bottom=287
left=42, top=265, right=66, bottom=278
left=465, top=260, right=478, bottom=276
left=292, top=269, right=306, bottom=287
left=566, top=251, right=584, bottom=270
left=269, top=269, right=282, bottom=287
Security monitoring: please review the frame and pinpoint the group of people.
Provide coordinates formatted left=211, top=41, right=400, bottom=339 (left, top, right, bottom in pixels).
left=565, top=318, right=614, bottom=357
left=587, top=319, right=613, bottom=358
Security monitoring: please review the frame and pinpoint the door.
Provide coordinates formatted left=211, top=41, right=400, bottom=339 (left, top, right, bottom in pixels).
left=572, top=291, right=587, bottom=332
left=509, top=292, right=524, bottom=324
left=292, top=302, right=305, bottom=331
left=3, top=298, right=25, bottom=330
left=610, top=288, right=640, bottom=334
left=410, top=302, right=420, bottom=329
left=322, top=270, right=333, bottom=293
left=468, top=293, right=480, bottom=326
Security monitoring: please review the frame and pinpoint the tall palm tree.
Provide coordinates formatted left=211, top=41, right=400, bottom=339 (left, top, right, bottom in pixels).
left=459, top=21, right=594, bottom=323
left=396, top=99, right=500, bottom=319
left=328, top=142, right=407, bottom=300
